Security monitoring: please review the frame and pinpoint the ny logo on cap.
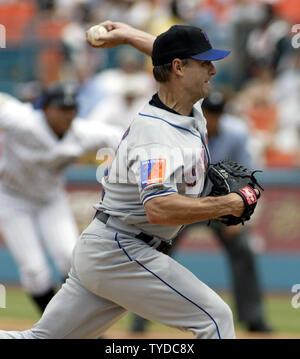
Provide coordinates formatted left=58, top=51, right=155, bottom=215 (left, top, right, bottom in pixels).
left=201, top=30, right=211, bottom=45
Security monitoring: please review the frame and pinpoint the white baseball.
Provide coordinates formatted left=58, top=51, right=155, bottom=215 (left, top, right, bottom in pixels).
left=87, top=25, right=107, bottom=46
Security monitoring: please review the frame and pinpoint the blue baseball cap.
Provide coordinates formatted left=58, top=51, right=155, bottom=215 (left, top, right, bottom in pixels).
left=152, top=25, right=230, bottom=66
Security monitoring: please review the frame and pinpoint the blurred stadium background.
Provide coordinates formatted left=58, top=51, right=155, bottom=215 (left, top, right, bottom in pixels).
left=0, top=0, right=300, bottom=337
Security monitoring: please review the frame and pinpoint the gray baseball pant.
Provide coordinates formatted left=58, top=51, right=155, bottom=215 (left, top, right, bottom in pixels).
left=0, top=218, right=235, bottom=339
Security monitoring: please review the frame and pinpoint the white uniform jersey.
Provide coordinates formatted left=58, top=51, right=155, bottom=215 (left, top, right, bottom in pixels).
left=97, top=98, right=210, bottom=241
left=0, top=93, right=122, bottom=203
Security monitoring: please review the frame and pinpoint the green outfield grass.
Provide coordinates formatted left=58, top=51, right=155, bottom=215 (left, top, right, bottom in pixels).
left=0, top=286, right=299, bottom=334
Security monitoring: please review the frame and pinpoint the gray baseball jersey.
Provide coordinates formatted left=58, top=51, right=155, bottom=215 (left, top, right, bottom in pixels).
left=96, top=99, right=210, bottom=240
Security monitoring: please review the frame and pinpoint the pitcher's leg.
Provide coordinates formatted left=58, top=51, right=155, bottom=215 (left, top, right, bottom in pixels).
left=0, top=270, right=127, bottom=339
left=121, top=253, right=235, bottom=339
left=74, top=228, right=235, bottom=339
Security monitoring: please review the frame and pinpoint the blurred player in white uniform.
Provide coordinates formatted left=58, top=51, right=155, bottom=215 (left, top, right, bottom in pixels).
left=0, top=83, right=122, bottom=312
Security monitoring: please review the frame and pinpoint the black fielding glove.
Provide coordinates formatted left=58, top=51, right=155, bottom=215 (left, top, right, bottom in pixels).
left=207, top=160, right=263, bottom=226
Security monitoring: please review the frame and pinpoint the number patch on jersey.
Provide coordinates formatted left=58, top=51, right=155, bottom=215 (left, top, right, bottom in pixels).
left=141, top=159, right=166, bottom=188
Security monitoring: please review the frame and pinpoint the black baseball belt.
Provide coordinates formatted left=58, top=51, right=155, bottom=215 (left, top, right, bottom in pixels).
left=94, top=211, right=172, bottom=254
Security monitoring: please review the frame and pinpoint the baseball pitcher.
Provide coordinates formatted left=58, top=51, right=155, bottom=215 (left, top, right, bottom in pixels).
left=0, top=23, right=262, bottom=339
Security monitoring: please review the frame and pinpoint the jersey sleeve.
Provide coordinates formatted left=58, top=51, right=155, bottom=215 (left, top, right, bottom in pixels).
left=35, top=120, right=124, bottom=170
left=71, top=119, right=123, bottom=154
left=129, top=144, right=183, bottom=205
